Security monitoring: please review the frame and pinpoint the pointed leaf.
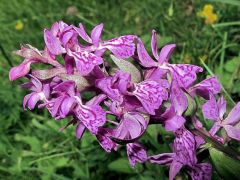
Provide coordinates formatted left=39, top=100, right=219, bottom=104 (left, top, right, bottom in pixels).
left=110, top=55, right=141, bottom=83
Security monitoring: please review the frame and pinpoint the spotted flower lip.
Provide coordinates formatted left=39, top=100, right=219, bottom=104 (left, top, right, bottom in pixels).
left=66, top=49, right=103, bottom=76
left=74, top=94, right=107, bottom=135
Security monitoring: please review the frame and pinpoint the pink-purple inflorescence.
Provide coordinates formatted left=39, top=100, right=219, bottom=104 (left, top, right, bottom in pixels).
left=9, top=21, right=240, bottom=180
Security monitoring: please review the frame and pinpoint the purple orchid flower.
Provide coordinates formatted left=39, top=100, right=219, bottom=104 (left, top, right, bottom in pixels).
left=9, top=44, right=61, bottom=81
left=202, top=95, right=240, bottom=141
left=96, top=70, right=168, bottom=115
left=137, top=30, right=203, bottom=88
left=149, top=128, right=212, bottom=180
left=47, top=81, right=77, bottom=119
left=44, top=21, right=104, bottom=76
left=22, top=75, right=50, bottom=110
left=10, top=21, right=236, bottom=180
left=59, top=94, right=107, bottom=138
left=74, top=23, right=136, bottom=59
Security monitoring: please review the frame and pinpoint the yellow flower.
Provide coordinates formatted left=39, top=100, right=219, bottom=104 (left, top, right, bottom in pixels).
left=197, top=4, right=217, bottom=24
left=15, top=20, right=24, bottom=30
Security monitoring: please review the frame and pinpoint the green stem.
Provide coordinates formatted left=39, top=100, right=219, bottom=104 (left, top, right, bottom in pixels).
left=189, top=127, right=240, bottom=161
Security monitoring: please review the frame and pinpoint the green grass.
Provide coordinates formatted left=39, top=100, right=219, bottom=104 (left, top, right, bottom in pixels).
left=0, top=0, right=240, bottom=179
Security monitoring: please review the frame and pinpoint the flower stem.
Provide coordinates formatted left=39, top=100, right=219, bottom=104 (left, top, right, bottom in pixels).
left=189, top=127, right=240, bottom=161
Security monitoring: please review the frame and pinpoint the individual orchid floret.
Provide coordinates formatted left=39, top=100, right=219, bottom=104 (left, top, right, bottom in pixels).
left=22, top=75, right=50, bottom=110
left=75, top=23, right=136, bottom=59
left=9, top=45, right=61, bottom=81
left=44, top=21, right=78, bottom=55
left=137, top=30, right=203, bottom=88
left=96, top=70, right=168, bottom=115
left=202, top=95, right=240, bottom=141
left=47, top=81, right=77, bottom=119
left=149, top=128, right=212, bottom=180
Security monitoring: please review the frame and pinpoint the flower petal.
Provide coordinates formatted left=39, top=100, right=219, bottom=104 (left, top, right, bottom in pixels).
left=165, top=115, right=186, bottom=132
left=148, top=153, right=174, bottom=165
left=189, top=163, right=212, bottom=180
left=91, top=23, right=103, bottom=47
left=75, top=103, right=106, bottom=134
left=95, top=76, right=123, bottom=102
left=133, top=80, right=168, bottom=115
left=67, top=50, right=103, bottom=76
left=144, top=67, right=168, bottom=84
left=170, top=81, right=188, bottom=115
left=23, top=93, right=34, bottom=109
left=9, top=59, right=33, bottom=81
left=224, top=102, right=240, bottom=125
left=60, top=97, right=76, bottom=117
left=224, top=125, right=240, bottom=141
left=209, top=123, right=221, bottom=136
left=28, top=93, right=41, bottom=110
left=15, top=44, right=44, bottom=60
left=190, top=77, right=221, bottom=99
left=169, top=64, right=203, bottom=88
left=73, top=23, right=92, bottom=43
left=96, top=128, right=117, bottom=152
left=137, top=38, right=157, bottom=67
left=50, top=22, right=59, bottom=37
left=53, top=81, right=76, bottom=96
left=76, top=122, right=86, bottom=139
left=169, top=160, right=183, bottom=180
left=126, top=142, right=148, bottom=167
left=48, top=96, right=65, bottom=118
left=158, top=44, right=176, bottom=64
left=110, top=112, right=149, bottom=143
left=174, top=128, right=197, bottom=165
left=103, top=35, right=136, bottom=59
left=86, top=94, right=106, bottom=106
left=151, top=30, right=159, bottom=60
left=202, top=95, right=219, bottom=121
left=44, top=29, right=65, bottom=55
left=217, top=96, right=226, bottom=120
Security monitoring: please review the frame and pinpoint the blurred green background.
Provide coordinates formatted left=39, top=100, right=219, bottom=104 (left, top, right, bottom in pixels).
left=0, top=0, right=240, bottom=179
